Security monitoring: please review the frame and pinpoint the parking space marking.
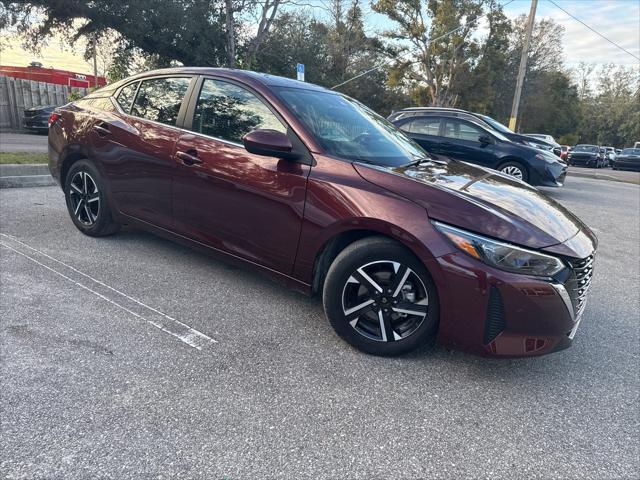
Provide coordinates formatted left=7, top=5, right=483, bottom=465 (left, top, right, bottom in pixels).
left=0, top=234, right=216, bottom=350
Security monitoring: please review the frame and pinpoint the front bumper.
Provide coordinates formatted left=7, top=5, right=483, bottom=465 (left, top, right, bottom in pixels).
left=612, top=157, right=640, bottom=171
left=534, top=161, right=567, bottom=187
left=431, top=249, right=594, bottom=357
left=569, top=156, right=599, bottom=167
left=23, top=115, right=49, bottom=131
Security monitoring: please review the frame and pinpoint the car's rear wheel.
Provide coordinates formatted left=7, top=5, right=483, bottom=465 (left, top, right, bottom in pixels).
left=498, top=161, right=529, bottom=182
left=64, top=160, right=120, bottom=237
left=323, top=237, right=438, bottom=356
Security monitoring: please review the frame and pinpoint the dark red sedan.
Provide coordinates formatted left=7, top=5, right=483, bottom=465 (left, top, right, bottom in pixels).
left=48, top=68, right=597, bottom=357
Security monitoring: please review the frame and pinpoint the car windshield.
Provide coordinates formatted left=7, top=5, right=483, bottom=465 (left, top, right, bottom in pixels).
left=276, top=87, right=426, bottom=167
left=478, top=114, right=514, bottom=134
left=574, top=145, right=598, bottom=153
left=621, top=148, right=640, bottom=155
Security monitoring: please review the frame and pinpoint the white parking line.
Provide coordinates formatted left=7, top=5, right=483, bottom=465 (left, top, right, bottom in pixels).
left=0, top=234, right=216, bottom=350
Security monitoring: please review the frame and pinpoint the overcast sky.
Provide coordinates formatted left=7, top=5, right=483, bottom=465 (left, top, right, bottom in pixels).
left=355, top=0, right=639, bottom=67
left=1, top=0, right=638, bottom=74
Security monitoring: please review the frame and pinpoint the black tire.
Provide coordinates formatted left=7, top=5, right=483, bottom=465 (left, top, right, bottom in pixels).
left=498, top=161, right=529, bottom=183
left=322, top=236, right=439, bottom=356
left=64, top=160, right=120, bottom=237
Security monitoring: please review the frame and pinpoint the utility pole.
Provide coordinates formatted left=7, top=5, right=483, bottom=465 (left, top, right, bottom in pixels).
left=92, top=33, right=98, bottom=88
left=508, top=0, right=537, bottom=131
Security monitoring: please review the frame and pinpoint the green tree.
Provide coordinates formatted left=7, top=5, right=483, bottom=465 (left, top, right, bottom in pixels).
left=372, top=0, right=485, bottom=107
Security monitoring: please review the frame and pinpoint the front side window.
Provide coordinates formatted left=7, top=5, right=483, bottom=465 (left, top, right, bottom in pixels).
left=116, top=82, right=139, bottom=113
left=443, top=120, right=484, bottom=142
left=276, top=87, right=425, bottom=167
left=401, top=117, right=440, bottom=136
left=131, top=77, right=191, bottom=126
left=192, top=79, right=286, bottom=144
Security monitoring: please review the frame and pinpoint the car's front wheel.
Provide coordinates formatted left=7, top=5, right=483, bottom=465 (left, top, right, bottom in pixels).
left=498, top=161, right=529, bottom=183
left=323, top=237, right=438, bottom=356
left=64, top=160, right=120, bottom=237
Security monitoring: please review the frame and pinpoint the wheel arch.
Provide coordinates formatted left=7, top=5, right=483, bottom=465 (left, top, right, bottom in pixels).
left=310, top=224, right=436, bottom=296
left=59, top=146, right=91, bottom=187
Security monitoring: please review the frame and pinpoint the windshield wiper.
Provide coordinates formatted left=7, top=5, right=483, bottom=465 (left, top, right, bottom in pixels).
left=404, top=155, right=448, bottom=167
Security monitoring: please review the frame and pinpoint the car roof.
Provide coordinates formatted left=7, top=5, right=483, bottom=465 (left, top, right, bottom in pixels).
left=92, top=67, right=331, bottom=96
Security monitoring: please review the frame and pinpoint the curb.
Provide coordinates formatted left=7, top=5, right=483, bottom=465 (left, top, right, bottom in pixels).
left=0, top=163, right=50, bottom=176
left=0, top=175, right=56, bottom=188
left=568, top=170, right=639, bottom=185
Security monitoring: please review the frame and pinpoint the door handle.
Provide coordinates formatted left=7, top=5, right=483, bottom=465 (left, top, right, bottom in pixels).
left=176, top=150, right=203, bottom=166
left=92, top=123, right=111, bottom=136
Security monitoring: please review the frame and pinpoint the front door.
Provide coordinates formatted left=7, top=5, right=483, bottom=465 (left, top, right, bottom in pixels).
left=440, top=118, right=497, bottom=168
left=397, top=116, right=443, bottom=156
left=172, top=77, right=310, bottom=274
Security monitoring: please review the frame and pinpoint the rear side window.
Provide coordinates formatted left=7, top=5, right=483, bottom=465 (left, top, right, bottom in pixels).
left=191, top=78, right=286, bottom=144
left=116, top=82, right=138, bottom=113
left=401, top=117, right=440, bottom=136
left=443, top=119, right=484, bottom=142
left=131, top=77, right=191, bottom=126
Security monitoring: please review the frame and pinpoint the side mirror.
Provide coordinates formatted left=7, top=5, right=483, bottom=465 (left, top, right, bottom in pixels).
left=478, top=134, right=494, bottom=145
left=243, top=129, right=298, bottom=160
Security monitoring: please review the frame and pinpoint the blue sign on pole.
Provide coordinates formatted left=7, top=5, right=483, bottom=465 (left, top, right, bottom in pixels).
left=296, top=63, right=305, bottom=82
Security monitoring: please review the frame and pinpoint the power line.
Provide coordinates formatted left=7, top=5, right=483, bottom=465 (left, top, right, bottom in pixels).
left=331, top=0, right=517, bottom=90
left=547, top=0, right=640, bottom=62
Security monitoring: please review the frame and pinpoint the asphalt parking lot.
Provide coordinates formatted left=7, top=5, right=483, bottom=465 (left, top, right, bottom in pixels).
left=1, top=176, right=639, bottom=479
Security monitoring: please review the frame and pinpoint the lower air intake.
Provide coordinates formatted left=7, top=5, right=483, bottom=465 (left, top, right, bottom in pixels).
left=484, top=286, right=506, bottom=344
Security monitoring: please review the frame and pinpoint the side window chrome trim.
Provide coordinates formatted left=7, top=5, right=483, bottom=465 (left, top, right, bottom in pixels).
left=110, top=93, right=244, bottom=144
left=116, top=75, right=193, bottom=126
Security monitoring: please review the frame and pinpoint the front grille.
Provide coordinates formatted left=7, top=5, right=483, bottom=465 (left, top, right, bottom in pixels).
left=24, top=109, right=44, bottom=118
left=565, top=254, right=595, bottom=316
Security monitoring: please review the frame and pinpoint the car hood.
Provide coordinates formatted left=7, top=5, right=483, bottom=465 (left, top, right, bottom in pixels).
left=354, top=159, right=594, bottom=255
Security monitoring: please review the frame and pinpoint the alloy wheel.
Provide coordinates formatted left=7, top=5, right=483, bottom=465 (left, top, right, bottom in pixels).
left=501, top=165, right=524, bottom=179
left=69, top=171, right=100, bottom=226
left=341, top=260, right=429, bottom=342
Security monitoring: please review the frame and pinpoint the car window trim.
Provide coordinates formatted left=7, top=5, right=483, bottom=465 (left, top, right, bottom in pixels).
left=184, top=75, right=288, bottom=136
left=116, top=75, right=196, bottom=127
left=182, top=75, right=314, bottom=165
left=442, top=117, right=492, bottom=143
left=115, top=80, right=141, bottom=115
left=397, top=116, right=442, bottom=137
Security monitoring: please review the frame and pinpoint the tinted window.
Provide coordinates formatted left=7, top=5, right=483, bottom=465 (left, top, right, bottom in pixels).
left=621, top=148, right=640, bottom=155
left=131, top=77, right=190, bottom=126
left=116, top=82, right=138, bottom=113
left=192, top=79, right=286, bottom=144
left=401, top=117, right=440, bottom=136
left=443, top=120, right=484, bottom=142
left=277, top=87, right=425, bottom=167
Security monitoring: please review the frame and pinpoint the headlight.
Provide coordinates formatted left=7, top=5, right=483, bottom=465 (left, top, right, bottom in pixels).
left=535, top=152, right=559, bottom=164
left=434, top=222, right=566, bottom=277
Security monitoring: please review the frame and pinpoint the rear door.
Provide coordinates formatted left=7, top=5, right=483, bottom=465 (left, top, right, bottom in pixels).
left=100, top=76, right=195, bottom=229
left=396, top=116, right=443, bottom=155
left=440, top=118, right=498, bottom=168
left=171, top=76, right=311, bottom=274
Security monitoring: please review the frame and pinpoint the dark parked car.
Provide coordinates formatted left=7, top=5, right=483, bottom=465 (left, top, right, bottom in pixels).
left=388, top=107, right=559, bottom=153
left=611, top=148, right=640, bottom=171
left=568, top=145, right=607, bottom=168
left=23, top=105, right=57, bottom=132
left=48, top=67, right=597, bottom=357
left=389, top=111, right=566, bottom=186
